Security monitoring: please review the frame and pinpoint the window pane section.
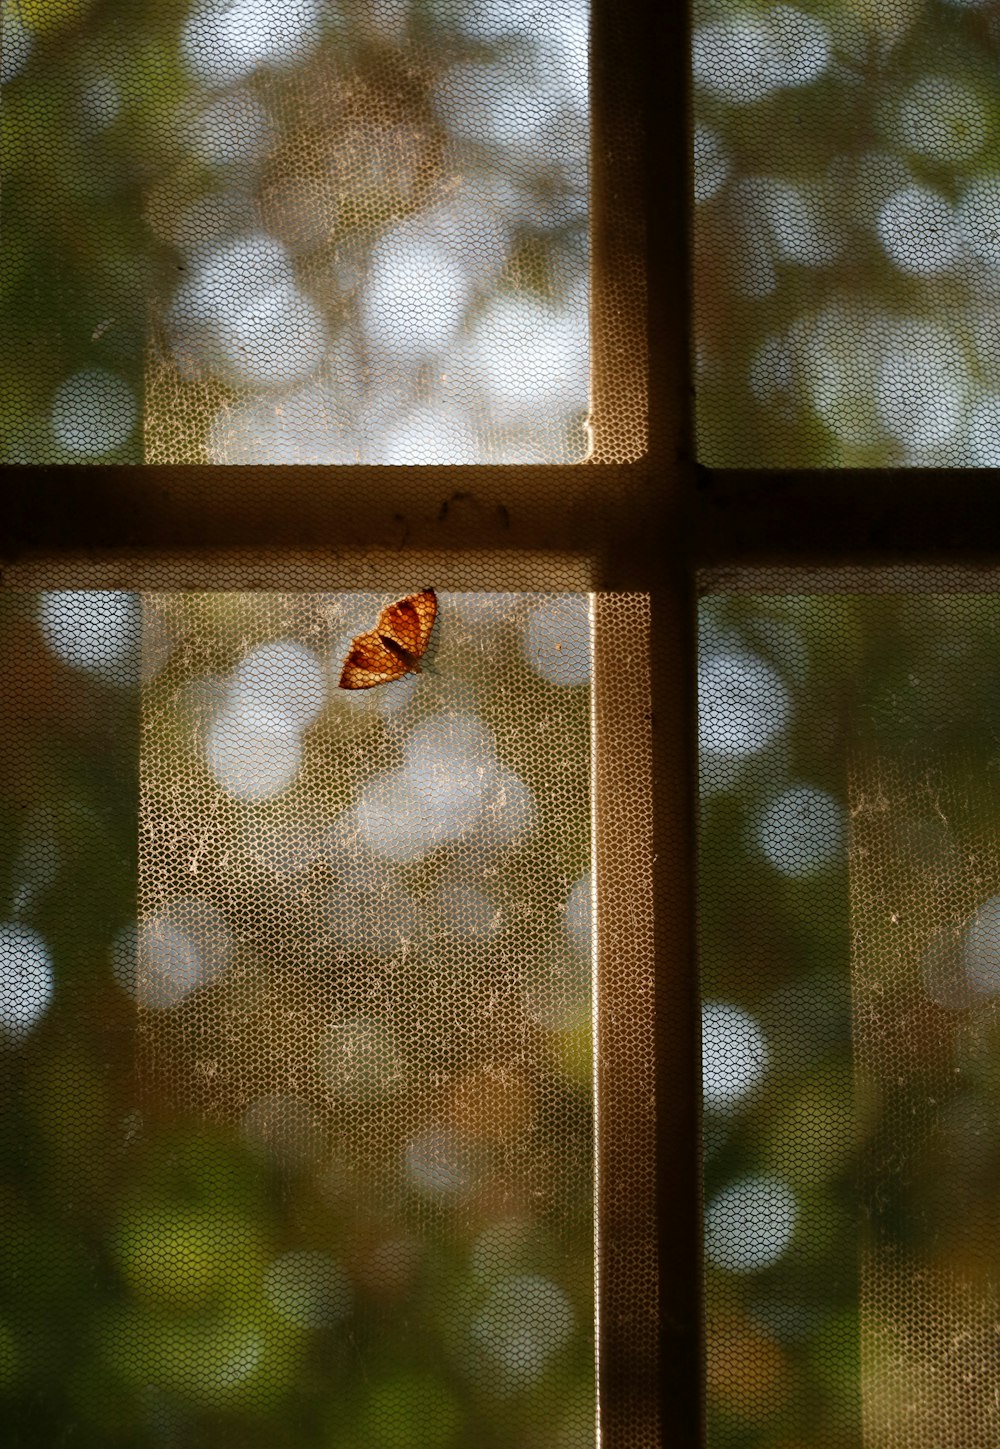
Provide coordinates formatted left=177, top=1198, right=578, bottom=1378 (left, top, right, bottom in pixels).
left=1, top=588, right=595, bottom=1445
left=693, top=5, right=1000, bottom=466
left=699, top=590, right=855, bottom=1446
left=1, top=2, right=589, bottom=463
left=700, top=583, right=1000, bottom=1445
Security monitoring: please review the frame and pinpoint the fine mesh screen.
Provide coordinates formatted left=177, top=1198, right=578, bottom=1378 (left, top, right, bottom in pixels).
left=0, top=580, right=604, bottom=1446
left=0, top=0, right=609, bottom=464
left=699, top=576, right=1000, bottom=1447
left=693, top=0, right=1000, bottom=467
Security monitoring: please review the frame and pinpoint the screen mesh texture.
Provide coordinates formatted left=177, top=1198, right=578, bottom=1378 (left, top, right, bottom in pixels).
left=0, top=0, right=615, bottom=464
left=693, top=0, right=1000, bottom=467
left=700, top=576, right=1000, bottom=1448
left=0, top=578, right=608, bottom=1448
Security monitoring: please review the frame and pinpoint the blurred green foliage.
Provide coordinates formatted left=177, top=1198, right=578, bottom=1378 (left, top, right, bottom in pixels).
left=1, top=0, right=588, bottom=463
left=701, top=591, right=1000, bottom=1446
left=694, top=0, right=1000, bottom=465
left=1, top=0, right=189, bottom=460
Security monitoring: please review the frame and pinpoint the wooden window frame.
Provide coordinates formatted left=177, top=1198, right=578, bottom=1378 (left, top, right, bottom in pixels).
left=4, top=0, right=989, bottom=1443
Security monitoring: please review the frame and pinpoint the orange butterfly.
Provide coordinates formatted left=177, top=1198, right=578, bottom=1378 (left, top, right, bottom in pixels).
left=338, top=588, right=437, bottom=689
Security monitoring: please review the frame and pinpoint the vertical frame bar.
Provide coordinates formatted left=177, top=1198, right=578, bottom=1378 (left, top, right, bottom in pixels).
left=594, top=593, right=658, bottom=1446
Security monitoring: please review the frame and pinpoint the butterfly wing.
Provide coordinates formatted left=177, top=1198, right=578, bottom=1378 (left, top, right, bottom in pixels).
left=377, top=589, right=437, bottom=661
left=339, top=631, right=410, bottom=689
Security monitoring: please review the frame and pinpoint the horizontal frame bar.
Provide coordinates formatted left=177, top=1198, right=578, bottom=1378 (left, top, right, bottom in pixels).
left=693, top=468, right=1000, bottom=568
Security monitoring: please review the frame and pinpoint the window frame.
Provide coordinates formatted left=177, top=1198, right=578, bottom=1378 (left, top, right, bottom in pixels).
left=18, top=0, right=693, bottom=1443
left=10, top=0, right=979, bottom=1442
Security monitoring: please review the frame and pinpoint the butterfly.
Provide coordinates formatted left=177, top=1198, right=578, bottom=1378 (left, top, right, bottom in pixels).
left=338, top=588, right=438, bottom=689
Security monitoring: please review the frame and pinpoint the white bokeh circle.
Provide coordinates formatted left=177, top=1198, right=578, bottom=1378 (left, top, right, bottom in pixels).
left=524, top=597, right=592, bottom=686
left=753, top=785, right=845, bottom=877
left=698, top=650, right=791, bottom=757
left=38, top=591, right=138, bottom=678
left=963, top=895, right=1000, bottom=997
left=705, top=1173, right=797, bottom=1273
left=0, top=923, right=54, bottom=1039
left=228, top=641, right=327, bottom=734
left=564, top=874, right=593, bottom=958
left=50, top=370, right=136, bottom=459
left=181, top=0, right=325, bottom=88
left=205, top=712, right=304, bottom=802
left=701, top=1001, right=769, bottom=1111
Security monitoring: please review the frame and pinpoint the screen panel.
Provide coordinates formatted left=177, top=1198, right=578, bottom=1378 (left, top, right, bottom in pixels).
left=0, top=578, right=606, bottom=1447
left=699, top=573, right=1000, bottom=1447
left=0, top=0, right=616, bottom=465
left=693, top=0, right=1000, bottom=467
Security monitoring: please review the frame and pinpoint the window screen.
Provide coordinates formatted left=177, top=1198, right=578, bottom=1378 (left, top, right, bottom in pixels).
left=693, top=0, right=1000, bottom=468
left=1, top=0, right=598, bottom=464
left=699, top=574, right=1000, bottom=1447
left=0, top=576, right=605, bottom=1446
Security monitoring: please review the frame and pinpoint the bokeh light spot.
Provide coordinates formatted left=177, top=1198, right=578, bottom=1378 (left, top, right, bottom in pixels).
left=38, top=590, right=138, bottom=677
left=524, top=596, right=592, bottom=686
left=705, top=1174, right=797, bottom=1274
left=702, top=1000, right=769, bottom=1111
left=0, top=923, right=54, bottom=1039
left=50, top=369, right=135, bottom=458
left=698, top=650, right=791, bottom=757
left=753, top=785, right=845, bottom=877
